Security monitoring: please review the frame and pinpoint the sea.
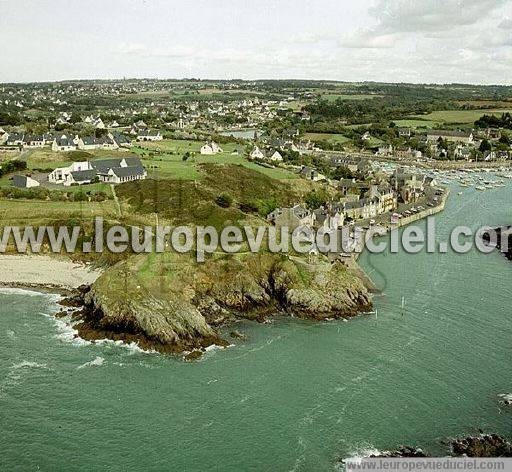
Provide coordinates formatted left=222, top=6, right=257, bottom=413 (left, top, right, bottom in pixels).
left=1, top=178, right=511, bottom=471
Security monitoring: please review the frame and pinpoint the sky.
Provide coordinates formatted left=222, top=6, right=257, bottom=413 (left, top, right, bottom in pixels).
left=0, top=0, right=511, bottom=84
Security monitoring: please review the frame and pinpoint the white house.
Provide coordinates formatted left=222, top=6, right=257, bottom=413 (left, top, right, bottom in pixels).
left=269, top=150, right=283, bottom=162
left=77, top=136, right=118, bottom=151
left=136, top=129, right=162, bottom=141
left=52, top=134, right=77, bottom=152
left=249, top=146, right=265, bottom=159
left=93, top=118, right=105, bottom=129
left=200, top=141, right=223, bottom=155
left=23, top=135, right=45, bottom=148
left=49, top=161, right=92, bottom=185
left=48, top=157, right=147, bottom=186
left=313, top=208, right=344, bottom=232
left=6, top=133, right=24, bottom=146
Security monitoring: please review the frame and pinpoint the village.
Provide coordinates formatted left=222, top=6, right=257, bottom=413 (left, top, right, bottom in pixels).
left=0, top=79, right=510, bottom=244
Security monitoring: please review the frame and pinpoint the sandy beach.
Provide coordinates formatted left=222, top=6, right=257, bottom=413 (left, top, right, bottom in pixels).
left=0, top=255, right=102, bottom=291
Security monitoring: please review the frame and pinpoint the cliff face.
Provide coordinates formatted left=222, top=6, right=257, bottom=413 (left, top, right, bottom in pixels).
left=69, top=253, right=373, bottom=354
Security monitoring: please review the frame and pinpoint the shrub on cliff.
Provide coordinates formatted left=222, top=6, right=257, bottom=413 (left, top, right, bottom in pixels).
left=215, top=193, right=233, bottom=208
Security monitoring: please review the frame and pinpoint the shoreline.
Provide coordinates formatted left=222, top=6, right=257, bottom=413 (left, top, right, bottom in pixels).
left=0, top=255, right=102, bottom=292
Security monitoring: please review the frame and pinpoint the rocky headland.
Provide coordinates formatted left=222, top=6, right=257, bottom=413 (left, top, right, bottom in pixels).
left=60, top=253, right=373, bottom=355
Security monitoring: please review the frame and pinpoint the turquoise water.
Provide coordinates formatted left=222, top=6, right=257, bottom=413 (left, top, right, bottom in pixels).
left=1, top=182, right=511, bottom=471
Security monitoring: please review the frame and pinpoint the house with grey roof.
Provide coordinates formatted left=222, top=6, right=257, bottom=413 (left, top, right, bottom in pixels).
left=267, top=204, right=315, bottom=230
left=52, top=134, right=77, bottom=152
left=23, top=135, right=46, bottom=148
left=299, top=166, right=326, bottom=182
left=12, top=174, right=40, bottom=189
left=78, top=135, right=118, bottom=150
left=110, top=132, right=132, bottom=148
left=49, top=157, right=146, bottom=186
left=135, top=129, right=162, bottom=142
left=6, top=133, right=24, bottom=146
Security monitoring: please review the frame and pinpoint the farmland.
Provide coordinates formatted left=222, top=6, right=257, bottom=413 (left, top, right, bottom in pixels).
left=304, top=132, right=352, bottom=145
left=412, top=109, right=512, bottom=124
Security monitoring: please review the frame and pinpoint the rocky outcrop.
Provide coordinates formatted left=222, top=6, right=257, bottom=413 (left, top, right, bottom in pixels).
left=62, top=253, right=373, bottom=355
left=450, top=434, right=512, bottom=457
left=344, top=434, right=512, bottom=463
left=481, top=226, right=512, bottom=260
left=67, top=286, right=226, bottom=355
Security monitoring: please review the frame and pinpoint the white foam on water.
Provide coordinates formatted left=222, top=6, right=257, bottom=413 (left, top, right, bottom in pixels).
left=6, top=330, right=16, bottom=339
left=204, top=343, right=235, bottom=352
left=341, top=444, right=382, bottom=467
left=11, top=360, right=47, bottom=370
left=77, top=356, right=105, bottom=369
left=498, top=393, right=512, bottom=401
left=0, top=360, right=49, bottom=397
left=95, top=338, right=157, bottom=355
left=50, top=315, right=92, bottom=346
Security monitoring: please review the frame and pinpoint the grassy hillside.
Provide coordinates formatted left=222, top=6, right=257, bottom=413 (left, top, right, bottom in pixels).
left=116, top=163, right=312, bottom=228
left=134, top=139, right=298, bottom=180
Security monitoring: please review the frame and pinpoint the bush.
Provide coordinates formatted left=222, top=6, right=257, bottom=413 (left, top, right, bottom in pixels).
left=257, top=198, right=278, bottom=217
left=215, top=193, right=233, bottom=208
left=239, top=200, right=259, bottom=213
left=0, top=159, right=27, bottom=177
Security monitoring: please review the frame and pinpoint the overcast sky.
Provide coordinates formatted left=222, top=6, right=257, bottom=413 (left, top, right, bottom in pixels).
left=0, top=0, right=511, bottom=84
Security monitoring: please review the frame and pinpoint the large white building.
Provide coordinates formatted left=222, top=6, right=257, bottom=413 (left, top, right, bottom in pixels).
left=48, top=157, right=147, bottom=186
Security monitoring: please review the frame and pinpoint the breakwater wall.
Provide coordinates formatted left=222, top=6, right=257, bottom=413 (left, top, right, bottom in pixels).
left=394, top=188, right=450, bottom=229
left=353, top=188, right=450, bottom=261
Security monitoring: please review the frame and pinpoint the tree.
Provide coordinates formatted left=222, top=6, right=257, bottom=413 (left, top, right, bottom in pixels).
left=332, top=165, right=353, bottom=180
left=304, top=189, right=329, bottom=209
left=499, top=134, right=510, bottom=146
left=479, top=139, right=492, bottom=153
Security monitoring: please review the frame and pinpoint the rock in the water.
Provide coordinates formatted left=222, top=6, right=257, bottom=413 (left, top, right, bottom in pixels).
left=450, top=434, right=512, bottom=457
left=229, top=330, right=247, bottom=340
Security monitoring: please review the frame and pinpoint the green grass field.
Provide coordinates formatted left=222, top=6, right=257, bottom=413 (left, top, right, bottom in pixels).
left=392, top=119, right=437, bottom=128
left=135, top=139, right=298, bottom=180
left=0, top=199, right=118, bottom=225
left=366, top=136, right=384, bottom=147
left=304, top=132, right=352, bottom=145
left=412, top=109, right=512, bottom=124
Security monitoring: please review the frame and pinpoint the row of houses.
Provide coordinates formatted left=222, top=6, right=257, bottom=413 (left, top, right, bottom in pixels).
left=2, top=129, right=162, bottom=150
left=267, top=182, right=400, bottom=231
left=267, top=204, right=344, bottom=232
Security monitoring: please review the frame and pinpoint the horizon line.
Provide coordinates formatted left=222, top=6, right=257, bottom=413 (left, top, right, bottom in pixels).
left=1, top=77, right=512, bottom=88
